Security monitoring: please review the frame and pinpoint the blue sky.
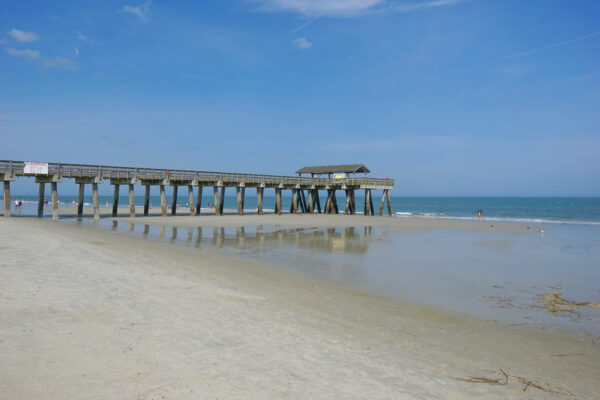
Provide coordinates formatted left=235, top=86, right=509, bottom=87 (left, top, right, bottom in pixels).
left=1, top=0, right=599, bottom=196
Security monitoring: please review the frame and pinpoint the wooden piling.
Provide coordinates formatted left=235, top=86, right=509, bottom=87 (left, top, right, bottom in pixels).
left=219, top=186, right=225, bottom=215
left=275, top=188, right=282, bottom=215
left=257, top=187, right=264, bottom=215
left=51, top=182, right=58, bottom=220
left=129, top=184, right=135, bottom=218
left=386, top=189, right=392, bottom=216
left=350, top=190, right=356, bottom=215
left=37, top=182, right=45, bottom=217
left=92, top=183, right=99, bottom=220
left=369, top=189, right=375, bottom=216
left=77, top=183, right=85, bottom=217
left=344, top=189, right=350, bottom=215
left=300, top=190, right=308, bottom=213
left=195, top=186, right=203, bottom=216
left=213, top=186, right=220, bottom=216
left=292, top=189, right=298, bottom=213
left=308, top=190, right=314, bottom=213
left=144, top=185, right=150, bottom=216
left=171, top=185, right=178, bottom=215
left=332, top=191, right=339, bottom=214
left=236, top=186, right=245, bottom=215
left=188, top=185, right=195, bottom=216
left=112, top=184, right=119, bottom=217
left=379, top=190, right=386, bottom=216
left=160, top=185, right=167, bottom=216
left=315, top=190, right=322, bottom=214
left=3, top=181, right=10, bottom=217
left=364, top=189, right=370, bottom=216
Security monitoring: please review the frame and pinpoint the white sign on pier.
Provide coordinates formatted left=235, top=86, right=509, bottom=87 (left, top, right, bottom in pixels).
left=24, top=162, right=49, bottom=175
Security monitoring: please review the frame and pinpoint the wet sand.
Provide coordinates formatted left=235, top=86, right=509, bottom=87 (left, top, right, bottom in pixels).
left=1, top=217, right=598, bottom=399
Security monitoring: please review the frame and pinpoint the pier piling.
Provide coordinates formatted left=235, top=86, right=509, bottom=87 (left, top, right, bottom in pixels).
left=144, top=185, right=150, bottom=216
left=171, top=185, right=178, bottom=215
left=160, top=185, right=167, bottom=216
left=129, top=184, right=135, bottom=218
left=213, top=186, right=220, bottom=216
left=37, top=182, right=45, bottom=217
left=77, top=183, right=85, bottom=217
left=257, top=187, right=264, bottom=215
left=4, top=181, right=10, bottom=217
left=51, top=182, right=58, bottom=220
left=188, top=185, right=195, bottom=216
left=92, top=183, right=99, bottom=220
left=195, top=186, right=203, bottom=216
left=112, top=184, right=120, bottom=217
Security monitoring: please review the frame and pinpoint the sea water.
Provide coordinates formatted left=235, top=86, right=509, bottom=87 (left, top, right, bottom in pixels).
left=3, top=195, right=600, bottom=225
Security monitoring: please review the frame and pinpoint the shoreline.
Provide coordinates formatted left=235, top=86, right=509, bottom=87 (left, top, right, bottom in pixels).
left=1, top=217, right=598, bottom=398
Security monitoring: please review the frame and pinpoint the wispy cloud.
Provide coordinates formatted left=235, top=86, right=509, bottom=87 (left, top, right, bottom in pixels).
left=254, top=0, right=461, bottom=17
left=422, top=30, right=600, bottom=81
left=5, top=47, right=40, bottom=60
left=74, top=46, right=79, bottom=56
left=292, top=37, right=313, bottom=49
left=5, top=47, right=76, bottom=70
left=392, top=0, right=461, bottom=13
left=77, top=31, right=88, bottom=41
left=254, top=0, right=384, bottom=17
left=7, top=29, right=39, bottom=42
left=121, top=0, right=152, bottom=20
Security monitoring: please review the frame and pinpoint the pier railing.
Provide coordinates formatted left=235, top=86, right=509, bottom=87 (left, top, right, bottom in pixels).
left=0, top=160, right=394, bottom=188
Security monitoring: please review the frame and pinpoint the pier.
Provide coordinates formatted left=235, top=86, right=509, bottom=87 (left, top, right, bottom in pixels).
left=0, top=160, right=394, bottom=219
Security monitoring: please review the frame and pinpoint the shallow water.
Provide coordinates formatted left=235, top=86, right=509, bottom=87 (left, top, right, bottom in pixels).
left=65, top=218, right=600, bottom=335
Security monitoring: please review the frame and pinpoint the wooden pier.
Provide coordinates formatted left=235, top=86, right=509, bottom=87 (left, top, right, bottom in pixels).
left=0, top=160, right=394, bottom=219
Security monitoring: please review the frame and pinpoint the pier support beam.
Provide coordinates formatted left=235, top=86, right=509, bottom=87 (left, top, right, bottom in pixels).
left=324, top=190, right=332, bottom=214
left=291, top=189, right=298, bottom=214
left=3, top=181, right=10, bottom=217
left=129, top=184, right=135, bottom=218
left=308, top=190, right=314, bottom=214
left=195, top=186, right=203, bottom=216
left=171, top=185, right=178, bottom=215
left=332, top=190, right=339, bottom=214
left=144, top=185, right=150, bottom=216
left=300, top=190, right=307, bottom=213
left=369, top=190, right=375, bottom=216
left=160, top=185, right=167, bottom=216
left=37, top=182, right=45, bottom=217
left=386, top=189, right=392, bottom=216
left=379, top=189, right=392, bottom=216
left=188, top=185, right=195, bottom=216
left=345, top=189, right=351, bottom=215
left=351, top=190, right=356, bottom=215
left=275, top=188, right=282, bottom=215
left=364, top=189, right=372, bottom=216
left=92, top=183, right=99, bottom=220
left=112, top=184, right=120, bottom=217
left=51, top=182, right=59, bottom=220
left=315, top=190, right=322, bottom=214
left=213, top=186, right=221, bottom=216
left=257, top=187, right=264, bottom=215
left=236, top=187, right=245, bottom=215
left=219, top=186, right=225, bottom=215
left=77, top=183, right=85, bottom=217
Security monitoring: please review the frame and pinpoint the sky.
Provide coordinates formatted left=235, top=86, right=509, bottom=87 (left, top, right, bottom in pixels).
left=1, top=0, right=599, bottom=196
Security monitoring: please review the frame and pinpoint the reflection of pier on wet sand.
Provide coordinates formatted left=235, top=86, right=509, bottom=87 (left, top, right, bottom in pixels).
left=97, top=219, right=377, bottom=254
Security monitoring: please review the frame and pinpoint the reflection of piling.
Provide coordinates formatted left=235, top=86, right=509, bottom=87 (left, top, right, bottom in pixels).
left=129, top=223, right=134, bottom=232
left=187, top=228, right=193, bottom=243
left=160, top=225, right=165, bottom=239
left=196, top=227, right=203, bottom=245
left=143, top=224, right=150, bottom=235
left=171, top=227, right=177, bottom=242
left=112, top=220, right=118, bottom=231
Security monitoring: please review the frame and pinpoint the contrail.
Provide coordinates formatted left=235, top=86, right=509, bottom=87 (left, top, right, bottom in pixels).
left=422, top=31, right=600, bottom=81
left=286, top=16, right=321, bottom=38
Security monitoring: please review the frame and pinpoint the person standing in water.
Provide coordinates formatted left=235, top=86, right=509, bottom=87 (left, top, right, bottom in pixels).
left=477, top=209, right=483, bottom=220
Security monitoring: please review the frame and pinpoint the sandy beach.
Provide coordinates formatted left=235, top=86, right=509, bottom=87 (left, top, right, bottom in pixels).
left=1, top=216, right=598, bottom=399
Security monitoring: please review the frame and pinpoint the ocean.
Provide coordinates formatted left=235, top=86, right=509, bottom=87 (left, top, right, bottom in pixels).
left=3, top=194, right=600, bottom=224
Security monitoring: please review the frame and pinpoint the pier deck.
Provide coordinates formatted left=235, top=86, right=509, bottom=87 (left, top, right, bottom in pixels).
left=1, top=160, right=394, bottom=219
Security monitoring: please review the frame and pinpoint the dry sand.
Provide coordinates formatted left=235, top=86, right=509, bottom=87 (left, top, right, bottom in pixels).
left=1, top=217, right=597, bottom=399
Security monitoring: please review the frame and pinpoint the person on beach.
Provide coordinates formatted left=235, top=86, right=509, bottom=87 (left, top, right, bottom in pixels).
left=477, top=209, right=483, bottom=220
